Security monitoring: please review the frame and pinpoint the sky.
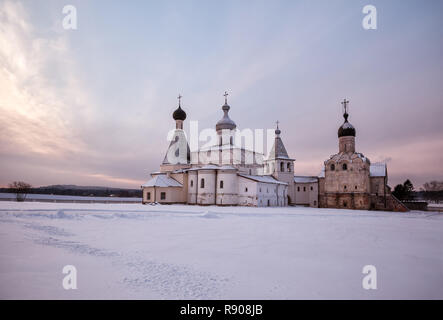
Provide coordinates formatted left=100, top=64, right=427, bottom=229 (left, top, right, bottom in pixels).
left=0, top=0, right=442, bottom=189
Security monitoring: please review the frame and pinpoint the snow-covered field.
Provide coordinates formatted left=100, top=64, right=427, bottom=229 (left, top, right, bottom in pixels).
left=0, top=201, right=442, bottom=299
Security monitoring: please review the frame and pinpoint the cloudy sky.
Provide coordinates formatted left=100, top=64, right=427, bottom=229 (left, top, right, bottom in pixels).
left=0, top=0, right=442, bottom=189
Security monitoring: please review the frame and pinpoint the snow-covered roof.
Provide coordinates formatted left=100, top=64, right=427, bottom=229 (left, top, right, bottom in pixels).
left=294, top=176, right=318, bottom=183
left=370, top=163, right=387, bottom=177
left=238, top=174, right=288, bottom=185
left=142, top=175, right=182, bottom=188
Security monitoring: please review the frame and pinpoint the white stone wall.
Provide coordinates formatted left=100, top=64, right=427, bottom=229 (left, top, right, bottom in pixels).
left=294, top=183, right=319, bottom=207
left=187, top=171, right=198, bottom=204
left=197, top=169, right=216, bottom=205
left=142, top=187, right=184, bottom=204
left=216, top=170, right=238, bottom=205
left=237, top=177, right=258, bottom=206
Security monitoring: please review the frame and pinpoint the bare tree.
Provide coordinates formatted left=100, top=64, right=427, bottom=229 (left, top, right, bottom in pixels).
left=8, top=181, right=32, bottom=202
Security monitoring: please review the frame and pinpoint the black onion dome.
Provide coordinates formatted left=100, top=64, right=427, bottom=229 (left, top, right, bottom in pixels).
left=338, top=113, right=356, bottom=137
left=172, top=105, right=187, bottom=121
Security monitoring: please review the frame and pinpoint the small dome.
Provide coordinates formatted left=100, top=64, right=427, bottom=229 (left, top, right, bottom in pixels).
left=216, top=103, right=236, bottom=131
left=173, top=105, right=186, bottom=121
left=338, top=113, right=356, bottom=137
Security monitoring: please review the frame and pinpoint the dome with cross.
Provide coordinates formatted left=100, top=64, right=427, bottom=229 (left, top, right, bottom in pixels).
left=338, top=99, right=356, bottom=138
left=173, top=94, right=187, bottom=121
left=216, top=91, right=236, bottom=132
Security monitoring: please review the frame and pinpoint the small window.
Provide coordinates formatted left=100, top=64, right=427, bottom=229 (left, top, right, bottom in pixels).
left=259, top=188, right=262, bottom=192
left=220, top=180, right=224, bottom=189
left=343, top=201, right=347, bottom=207
left=245, top=187, right=248, bottom=192
left=230, top=136, right=233, bottom=145
left=297, top=186, right=300, bottom=192
left=147, top=192, right=151, bottom=200
left=331, top=164, right=335, bottom=171
left=200, top=178, right=205, bottom=188
left=280, top=162, right=284, bottom=172
left=314, top=200, right=317, bottom=206
left=342, top=163, right=348, bottom=170
left=287, top=163, right=291, bottom=172
left=303, top=186, right=306, bottom=192
left=310, top=186, right=313, bottom=191
left=160, top=192, right=166, bottom=200
left=355, top=185, right=357, bottom=190
left=344, top=185, right=347, bottom=190
left=190, top=180, right=193, bottom=187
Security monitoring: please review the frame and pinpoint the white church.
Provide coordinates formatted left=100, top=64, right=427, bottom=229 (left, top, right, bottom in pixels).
left=141, top=93, right=315, bottom=207
left=141, top=93, right=403, bottom=210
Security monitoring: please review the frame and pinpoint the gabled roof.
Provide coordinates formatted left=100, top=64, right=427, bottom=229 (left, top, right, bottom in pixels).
left=142, top=175, right=182, bottom=188
left=238, top=174, right=288, bottom=185
left=370, top=163, right=387, bottom=177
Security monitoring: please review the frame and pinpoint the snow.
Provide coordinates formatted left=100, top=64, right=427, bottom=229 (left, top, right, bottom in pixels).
left=142, top=174, right=182, bottom=187
left=1, top=201, right=442, bottom=299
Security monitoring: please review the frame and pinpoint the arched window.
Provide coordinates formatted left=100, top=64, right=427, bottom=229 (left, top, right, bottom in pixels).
left=245, top=187, right=248, bottom=192
left=344, top=185, right=347, bottom=190
left=200, top=178, right=205, bottom=188
left=190, top=180, right=193, bottom=187
left=280, top=162, right=284, bottom=172
left=342, top=163, right=348, bottom=170
left=287, top=163, right=291, bottom=172
left=297, top=187, right=300, bottom=192
left=303, top=186, right=306, bottom=192
left=331, top=164, right=335, bottom=171
left=230, top=136, right=233, bottom=145
left=220, top=180, right=224, bottom=189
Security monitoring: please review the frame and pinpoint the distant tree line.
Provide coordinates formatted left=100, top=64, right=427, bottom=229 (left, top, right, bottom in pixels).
left=1, top=182, right=142, bottom=199
left=393, top=179, right=443, bottom=203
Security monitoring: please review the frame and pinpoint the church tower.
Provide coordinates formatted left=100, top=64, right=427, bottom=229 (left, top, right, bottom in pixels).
left=215, top=91, right=237, bottom=146
left=338, top=99, right=356, bottom=153
left=321, top=99, right=371, bottom=210
left=264, top=122, right=295, bottom=204
left=160, top=95, right=191, bottom=172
